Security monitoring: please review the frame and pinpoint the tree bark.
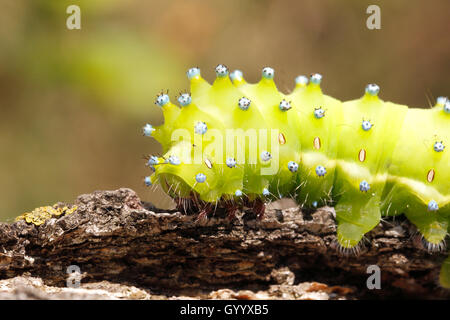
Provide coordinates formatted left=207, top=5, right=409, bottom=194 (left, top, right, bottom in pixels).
left=0, top=188, right=448, bottom=299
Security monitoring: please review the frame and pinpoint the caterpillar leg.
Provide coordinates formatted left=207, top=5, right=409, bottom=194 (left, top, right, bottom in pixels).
left=224, top=200, right=241, bottom=221
left=335, top=193, right=381, bottom=249
left=383, top=185, right=449, bottom=251
left=174, top=197, right=197, bottom=215
left=405, top=207, right=448, bottom=252
left=196, top=202, right=213, bottom=223
left=252, top=197, right=266, bottom=220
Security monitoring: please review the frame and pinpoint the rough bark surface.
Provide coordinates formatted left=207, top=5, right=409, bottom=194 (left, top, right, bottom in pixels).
left=0, top=188, right=448, bottom=299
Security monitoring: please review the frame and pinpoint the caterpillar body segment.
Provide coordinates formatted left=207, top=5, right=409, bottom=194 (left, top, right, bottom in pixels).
left=290, top=83, right=343, bottom=209
left=144, top=65, right=449, bottom=288
left=333, top=95, right=409, bottom=247
left=381, top=106, right=450, bottom=247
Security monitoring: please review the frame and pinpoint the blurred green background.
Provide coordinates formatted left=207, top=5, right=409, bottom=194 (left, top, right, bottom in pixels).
left=0, top=0, right=449, bottom=222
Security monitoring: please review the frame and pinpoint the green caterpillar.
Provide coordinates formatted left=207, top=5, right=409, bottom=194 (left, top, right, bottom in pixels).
left=142, top=65, right=450, bottom=288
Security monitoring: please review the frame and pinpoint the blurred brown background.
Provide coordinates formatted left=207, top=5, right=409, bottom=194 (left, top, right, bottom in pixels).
left=0, top=0, right=449, bottom=221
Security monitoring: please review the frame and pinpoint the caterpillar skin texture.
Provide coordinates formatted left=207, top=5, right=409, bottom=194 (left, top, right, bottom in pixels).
left=143, top=65, right=450, bottom=288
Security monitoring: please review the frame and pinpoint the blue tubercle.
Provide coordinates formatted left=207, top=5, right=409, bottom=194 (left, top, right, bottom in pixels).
left=238, top=97, right=251, bottom=111
left=359, top=180, right=371, bottom=192
left=196, top=173, right=207, bottom=183
left=155, top=93, right=169, bottom=107
left=226, top=157, right=237, bottom=168
left=295, top=75, right=308, bottom=86
left=168, top=155, right=181, bottom=165
left=147, top=156, right=159, bottom=166
left=178, top=93, right=192, bottom=106
left=142, top=124, right=155, bottom=137
left=310, top=73, right=322, bottom=85
left=262, top=67, right=274, bottom=79
left=314, top=107, right=325, bottom=119
left=187, top=67, right=200, bottom=80
left=260, top=151, right=272, bottom=162
left=315, top=165, right=327, bottom=177
left=194, top=122, right=208, bottom=135
left=362, top=120, right=373, bottom=131
left=428, top=200, right=439, bottom=211
left=434, top=141, right=445, bottom=152
left=279, top=99, right=292, bottom=111
left=436, top=96, right=447, bottom=106
left=230, top=70, right=243, bottom=82
left=365, top=84, right=380, bottom=96
left=215, top=64, right=228, bottom=77
left=287, top=161, right=299, bottom=172
left=444, top=101, right=450, bottom=114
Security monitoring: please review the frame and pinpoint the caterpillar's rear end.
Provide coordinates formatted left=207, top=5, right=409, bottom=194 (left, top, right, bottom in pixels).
left=142, top=65, right=450, bottom=288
